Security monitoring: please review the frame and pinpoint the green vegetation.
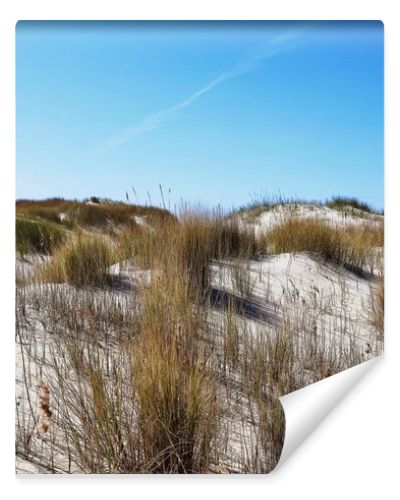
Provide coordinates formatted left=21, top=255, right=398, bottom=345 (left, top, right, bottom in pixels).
left=234, top=194, right=382, bottom=220
left=234, top=194, right=308, bottom=218
left=326, top=196, right=381, bottom=214
left=16, top=217, right=67, bottom=255
left=16, top=198, right=176, bottom=232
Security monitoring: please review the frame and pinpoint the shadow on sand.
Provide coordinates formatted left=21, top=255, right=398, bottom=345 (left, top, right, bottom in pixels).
left=209, top=287, right=280, bottom=327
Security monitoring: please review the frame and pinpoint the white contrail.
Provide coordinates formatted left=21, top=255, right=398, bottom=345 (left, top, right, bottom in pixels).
left=93, top=31, right=297, bottom=156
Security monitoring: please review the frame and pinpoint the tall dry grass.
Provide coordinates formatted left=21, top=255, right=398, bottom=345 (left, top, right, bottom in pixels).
left=266, top=218, right=383, bottom=273
left=16, top=218, right=67, bottom=255
left=36, top=234, right=115, bottom=287
left=370, top=276, right=384, bottom=337
left=117, top=213, right=258, bottom=301
left=16, top=201, right=383, bottom=474
left=132, top=273, right=218, bottom=472
left=116, top=225, right=159, bottom=269
left=18, top=214, right=235, bottom=472
left=132, top=340, right=218, bottom=472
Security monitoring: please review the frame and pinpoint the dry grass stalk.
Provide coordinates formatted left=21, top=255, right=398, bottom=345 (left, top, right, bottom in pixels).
left=36, top=381, right=52, bottom=435
left=36, top=234, right=115, bottom=287
left=370, top=276, right=384, bottom=336
left=266, top=218, right=383, bottom=272
left=15, top=199, right=383, bottom=473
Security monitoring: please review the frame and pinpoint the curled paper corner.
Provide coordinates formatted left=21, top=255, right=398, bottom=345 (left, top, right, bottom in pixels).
left=275, top=355, right=383, bottom=471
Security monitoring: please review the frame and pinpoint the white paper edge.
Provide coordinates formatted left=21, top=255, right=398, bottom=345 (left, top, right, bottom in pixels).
left=276, top=355, right=383, bottom=470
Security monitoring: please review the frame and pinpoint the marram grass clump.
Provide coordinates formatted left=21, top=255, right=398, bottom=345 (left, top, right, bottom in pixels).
left=36, top=234, right=115, bottom=287
left=266, top=218, right=383, bottom=272
left=16, top=218, right=67, bottom=255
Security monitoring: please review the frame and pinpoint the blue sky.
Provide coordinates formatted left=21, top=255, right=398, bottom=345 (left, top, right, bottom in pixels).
left=16, top=21, right=384, bottom=210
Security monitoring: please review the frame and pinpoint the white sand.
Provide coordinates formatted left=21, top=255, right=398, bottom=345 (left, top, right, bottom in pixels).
left=238, top=204, right=383, bottom=236
left=211, top=252, right=381, bottom=358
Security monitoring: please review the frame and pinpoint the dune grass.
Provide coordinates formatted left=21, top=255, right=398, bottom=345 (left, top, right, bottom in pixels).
left=16, top=217, right=67, bottom=255
left=265, top=218, right=383, bottom=272
left=27, top=222, right=221, bottom=473
left=116, top=213, right=258, bottom=299
left=15, top=197, right=383, bottom=473
left=16, top=198, right=176, bottom=232
left=36, top=234, right=115, bottom=287
left=23, top=276, right=219, bottom=473
left=132, top=269, right=218, bottom=472
left=370, top=276, right=384, bottom=336
left=326, top=196, right=376, bottom=214
left=234, top=194, right=382, bottom=219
